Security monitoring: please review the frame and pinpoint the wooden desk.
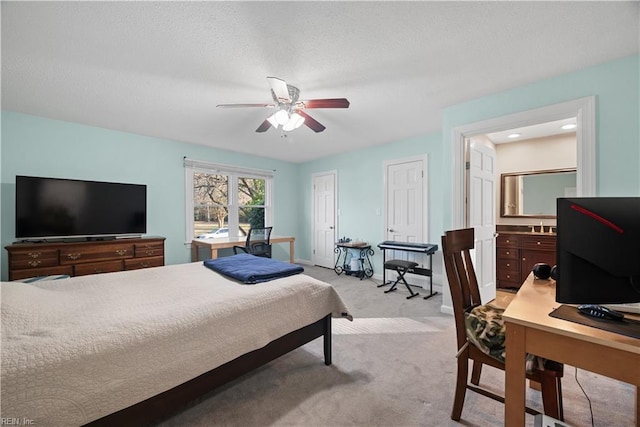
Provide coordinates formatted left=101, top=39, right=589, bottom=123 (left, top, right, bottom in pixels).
left=191, top=236, right=295, bottom=263
left=503, top=275, right=640, bottom=426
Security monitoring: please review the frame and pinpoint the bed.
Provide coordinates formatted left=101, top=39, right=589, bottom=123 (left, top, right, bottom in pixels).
left=1, top=259, right=351, bottom=426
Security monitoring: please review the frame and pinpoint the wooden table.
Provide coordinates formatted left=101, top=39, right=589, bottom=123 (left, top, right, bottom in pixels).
left=191, top=236, right=295, bottom=263
left=503, top=275, right=640, bottom=426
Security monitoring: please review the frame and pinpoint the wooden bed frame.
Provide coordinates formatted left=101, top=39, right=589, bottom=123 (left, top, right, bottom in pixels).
left=85, top=315, right=332, bottom=426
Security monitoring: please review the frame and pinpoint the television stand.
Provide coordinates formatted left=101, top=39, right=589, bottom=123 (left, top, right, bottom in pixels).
left=5, top=237, right=165, bottom=281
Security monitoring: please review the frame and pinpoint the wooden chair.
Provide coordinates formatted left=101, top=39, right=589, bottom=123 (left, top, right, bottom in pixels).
left=441, top=228, right=564, bottom=421
left=233, top=227, right=273, bottom=258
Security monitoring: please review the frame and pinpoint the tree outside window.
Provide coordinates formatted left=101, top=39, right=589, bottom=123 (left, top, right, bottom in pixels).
left=191, top=171, right=268, bottom=239
left=238, top=177, right=266, bottom=233
left=194, top=173, right=228, bottom=234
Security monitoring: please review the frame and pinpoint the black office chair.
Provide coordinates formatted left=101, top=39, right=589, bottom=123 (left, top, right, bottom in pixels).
left=233, top=227, right=273, bottom=258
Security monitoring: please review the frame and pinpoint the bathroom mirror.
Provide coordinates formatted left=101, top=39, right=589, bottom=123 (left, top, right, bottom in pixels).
left=500, top=168, right=577, bottom=218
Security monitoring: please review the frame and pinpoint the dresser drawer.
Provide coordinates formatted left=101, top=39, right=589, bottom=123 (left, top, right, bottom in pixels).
left=10, top=248, right=58, bottom=262
left=10, top=249, right=59, bottom=270
left=134, top=242, right=164, bottom=258
left=125, top=256, right=164, bottom=270
left=497, top=258, right=519, bottom=273
left=497, top=268, right=521, bottom=283
left=60, top=243, right=135, bottom=265
left=520, top=235, right=556, bottom=251
left=496, top=234, right=519, bottom=248
left=74, top=260, right=124, bottom=276
left=497, top=248, right=519, bottom=259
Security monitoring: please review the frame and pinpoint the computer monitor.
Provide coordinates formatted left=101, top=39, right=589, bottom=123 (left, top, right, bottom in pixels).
left=556, top=197, right=640, bottom=304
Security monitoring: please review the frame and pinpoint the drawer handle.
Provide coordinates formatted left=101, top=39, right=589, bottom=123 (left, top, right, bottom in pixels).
left=522, top=257, right=526, bottom=261
left=506, top=274, right=511, bottom=279
left=141, top=262, right=149, bottom=268
left=145, top=250, right=155, bottom=256
left=537, top=241, right=541, bottom=245
left=116, top=249, right=128, bottom=256
left=67, top=253, right=81, bottom=260
left=506, top=240, right=510, bottom=243
left=505, top=251, right=510, bottom=255
left=94, top=269, right=103, bottom=273
left=506, top=263, right=511, bottom=267
left=28, top=260, right=42, bottom=267
left=28, top=252, right=41, bottom=259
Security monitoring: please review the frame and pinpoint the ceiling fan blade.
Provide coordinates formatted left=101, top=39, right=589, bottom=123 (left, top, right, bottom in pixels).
left=298, top=98, right=350, bottom=109
left=256, top=120, right=272, bottom=133
left=217, top=103, right=275, bottom=108
left=267, top=77, right=291, bottom=103
left=297, top=110, right=326, bottom=133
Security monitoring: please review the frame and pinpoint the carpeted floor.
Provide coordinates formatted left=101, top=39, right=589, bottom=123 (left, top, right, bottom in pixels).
left=158, top=266, right=636, bottom=427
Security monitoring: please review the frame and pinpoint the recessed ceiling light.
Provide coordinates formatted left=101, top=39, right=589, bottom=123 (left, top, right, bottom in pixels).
left=561, top=123, right=577, bottom=130
left=508, top=133, right=521, bottom=139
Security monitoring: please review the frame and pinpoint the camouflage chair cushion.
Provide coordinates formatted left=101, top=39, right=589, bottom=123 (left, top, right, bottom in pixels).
left=464, top=303, right=541, bottom=373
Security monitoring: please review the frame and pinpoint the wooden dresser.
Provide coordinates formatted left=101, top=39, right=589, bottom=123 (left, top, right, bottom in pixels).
left=6, top=237, right=165, bottom=281
left=496, top=232, right=556, bottom=290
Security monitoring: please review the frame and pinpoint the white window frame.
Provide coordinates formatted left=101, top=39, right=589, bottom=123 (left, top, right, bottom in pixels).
left=184, top=158, right=274, bottom=244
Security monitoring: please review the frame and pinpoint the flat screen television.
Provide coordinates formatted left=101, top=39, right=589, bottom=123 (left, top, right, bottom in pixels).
left=556, top=197, right=640, bottom=305
left=16, top=175, right=147, bottom=241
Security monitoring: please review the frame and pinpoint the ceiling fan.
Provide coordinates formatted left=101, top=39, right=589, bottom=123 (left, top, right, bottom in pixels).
left=216, top=77, right=350, bottom=133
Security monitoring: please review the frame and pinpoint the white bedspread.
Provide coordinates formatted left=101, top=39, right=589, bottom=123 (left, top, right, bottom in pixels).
left=1, top=262, right=351, bottom=426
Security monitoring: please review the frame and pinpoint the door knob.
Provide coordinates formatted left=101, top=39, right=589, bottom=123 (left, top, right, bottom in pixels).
left=388, top=229, right=396, bottom=232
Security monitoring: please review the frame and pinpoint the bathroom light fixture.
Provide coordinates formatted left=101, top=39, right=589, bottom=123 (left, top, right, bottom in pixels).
left=561, top=123, right=577, bottom=130
left=508, top=133, right=521, bottom=139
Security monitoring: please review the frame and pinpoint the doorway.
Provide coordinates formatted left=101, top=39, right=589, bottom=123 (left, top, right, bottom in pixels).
left=447, top=96, right=596, bottom=311
left=312, top=171, right=337, bottom=268
left=453, top=96, right=595, bottom=228
left=466, top=135, right=497, bottom=303
left=383, top=155, right=429, bottom=267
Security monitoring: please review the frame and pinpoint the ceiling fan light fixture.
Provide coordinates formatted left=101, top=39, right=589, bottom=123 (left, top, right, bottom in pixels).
left=219, top=77, right=349, bottom=134
left=274, top=109, right=290, bottom=125
left=267, top=113, right=280, bottom=129
left=283, top=112, right=305, bottom=131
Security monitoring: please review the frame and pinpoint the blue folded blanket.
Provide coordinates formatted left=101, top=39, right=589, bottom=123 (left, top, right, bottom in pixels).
left=203, top=253, right=304, bottom=284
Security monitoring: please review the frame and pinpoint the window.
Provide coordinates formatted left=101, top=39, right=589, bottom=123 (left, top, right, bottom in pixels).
left=184, top=159, right=273, bottom=242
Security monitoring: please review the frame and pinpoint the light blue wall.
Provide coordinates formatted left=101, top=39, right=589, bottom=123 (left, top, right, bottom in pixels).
left=297, top=133, right=443, bottom=273
left=2, top=55, right=638, bottom=283
left=0, top=112, right=298, bottom=280
left=441, top=54, right=640, bottom=230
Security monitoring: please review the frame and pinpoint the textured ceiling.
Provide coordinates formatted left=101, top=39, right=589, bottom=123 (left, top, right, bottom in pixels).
left=2, top=1, right=638, bottom=163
